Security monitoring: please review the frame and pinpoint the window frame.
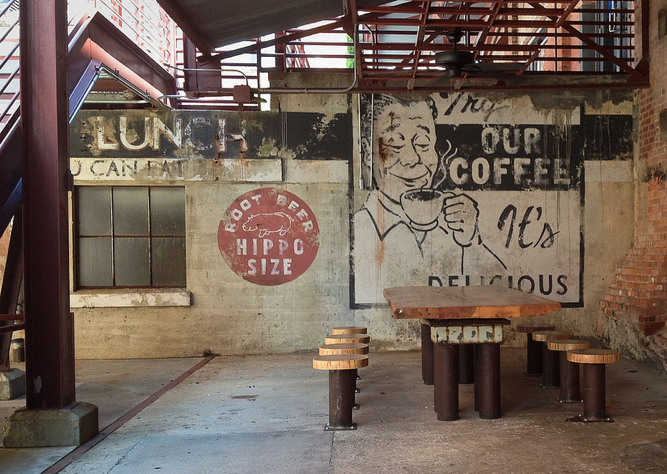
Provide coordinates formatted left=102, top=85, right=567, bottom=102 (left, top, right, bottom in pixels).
left=73, top=185, right=187, bottom=289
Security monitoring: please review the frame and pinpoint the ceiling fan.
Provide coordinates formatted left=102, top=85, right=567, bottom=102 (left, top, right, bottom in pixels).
left=434, top=28, right=523, bottom=78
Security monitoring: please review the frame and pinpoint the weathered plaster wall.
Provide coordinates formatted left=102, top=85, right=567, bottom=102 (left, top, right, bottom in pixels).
left=70, top=75, right=636, bottom=359
left=73, top=180, right=351, bottom=358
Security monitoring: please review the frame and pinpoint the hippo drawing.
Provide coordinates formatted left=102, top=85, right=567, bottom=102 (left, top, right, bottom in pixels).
left=242, top=212, right=293, bottom=237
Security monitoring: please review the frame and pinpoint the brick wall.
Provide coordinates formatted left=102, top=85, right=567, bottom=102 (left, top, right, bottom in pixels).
left=600, top=1, right=667, bottom=345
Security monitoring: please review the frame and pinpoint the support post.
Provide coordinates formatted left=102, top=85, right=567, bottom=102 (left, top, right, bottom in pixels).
left=21, top=0, right=73, bottom=411
left=4, top=0, right=98, bottom=447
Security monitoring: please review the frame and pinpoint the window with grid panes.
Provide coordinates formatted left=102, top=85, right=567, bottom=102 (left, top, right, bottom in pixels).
left=75, top=186, right=186, bottom=288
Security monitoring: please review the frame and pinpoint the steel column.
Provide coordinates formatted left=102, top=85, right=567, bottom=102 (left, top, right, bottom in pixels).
left=20, top=0, right=75, bottom=409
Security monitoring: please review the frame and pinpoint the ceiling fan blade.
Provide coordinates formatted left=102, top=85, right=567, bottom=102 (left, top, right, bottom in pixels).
left=434, top=50, right=475, bottom=67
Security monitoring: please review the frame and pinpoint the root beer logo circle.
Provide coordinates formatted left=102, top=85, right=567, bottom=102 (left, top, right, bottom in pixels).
left=218, top=188, right=320, bottom=285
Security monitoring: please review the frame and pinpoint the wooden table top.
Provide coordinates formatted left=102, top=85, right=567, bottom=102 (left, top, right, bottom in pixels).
left=384, top=285, right=561, bottom=320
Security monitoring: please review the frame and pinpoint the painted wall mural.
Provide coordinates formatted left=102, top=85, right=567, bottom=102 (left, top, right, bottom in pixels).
left=71, top=110, right=352, bottom=160
left=351, top=93, right=586, bottom=307
left=218, top=188, right=320, bottom=285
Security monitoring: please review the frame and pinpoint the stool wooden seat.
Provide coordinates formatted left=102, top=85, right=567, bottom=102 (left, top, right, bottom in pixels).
left=567, top=349, right=621, bottom=365
left=547, top=339, right=590, bottom=403
left=532, top=330, right=570, bottom=342
left=532, top=330, right=570, bottom=388
left=567, top=348, right=620, bottom=422
left=313, top=354, right=369, bottom=370
left=516, top=322, right=556, bottom=375
left=331, top=326, right=368, bottom=335
left=319, top=343, right=369, bottom=355
left=313, top=354, right=369, bottom=430
left=325, top=334, right=370, bottom=345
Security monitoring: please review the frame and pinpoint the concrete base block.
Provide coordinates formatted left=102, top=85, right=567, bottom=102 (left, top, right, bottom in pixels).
left=0, top=369, right=26, bottom=400
left=3, top=402, right=99, bottom=447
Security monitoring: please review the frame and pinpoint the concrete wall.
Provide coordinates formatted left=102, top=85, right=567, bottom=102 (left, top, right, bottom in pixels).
left=69, top=80, right=636, bottom=359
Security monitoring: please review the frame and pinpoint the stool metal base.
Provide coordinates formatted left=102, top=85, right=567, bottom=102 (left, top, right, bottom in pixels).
left=325, top=422, right=357, bottom=430
left=566, top=414, right=615, bottom=423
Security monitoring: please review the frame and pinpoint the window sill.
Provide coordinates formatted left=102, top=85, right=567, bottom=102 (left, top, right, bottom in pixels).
left=70, top=289, right=192, bottom=308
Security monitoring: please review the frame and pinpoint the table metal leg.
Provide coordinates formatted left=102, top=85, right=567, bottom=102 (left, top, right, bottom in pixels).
left=476, top=342, right=501, bottom=419
left=473, top=344, right=480, bottom=412
left=434, top=342, right=459, bottom=421
left=459, top=344, right=474, bottom=384
left=421, top=323, right=434, bottom=385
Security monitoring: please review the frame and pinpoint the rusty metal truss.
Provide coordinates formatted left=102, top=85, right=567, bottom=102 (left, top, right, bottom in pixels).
left=160, top=0, right=649, bottom=100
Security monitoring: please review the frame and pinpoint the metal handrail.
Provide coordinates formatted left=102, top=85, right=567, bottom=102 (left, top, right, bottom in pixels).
left=0, top=0, right=20, bottom=133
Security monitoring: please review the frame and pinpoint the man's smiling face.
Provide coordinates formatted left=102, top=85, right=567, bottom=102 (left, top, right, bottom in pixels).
left=374, top=101, right=439, bottom=204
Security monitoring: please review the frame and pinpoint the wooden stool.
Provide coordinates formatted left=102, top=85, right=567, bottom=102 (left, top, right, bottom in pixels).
left=319, top=343, right=369, bottom=405
left=547, top=339, right=590, bottom=403
left=516, top=322, right=556, bottom=375
left=313, top=354, right=369, bottom=430
left=567, top=348, right=620, bottom=422
left=331, top=326, right=367, bottom=335
left=532, top=330, right=570, bottom=388
left=324, top=334, right=370, bottom=345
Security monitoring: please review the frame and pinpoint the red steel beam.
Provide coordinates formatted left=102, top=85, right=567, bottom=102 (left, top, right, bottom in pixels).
left=21, top=0, right=75, bottom=409
left=407, top=2, right=433, bottom=84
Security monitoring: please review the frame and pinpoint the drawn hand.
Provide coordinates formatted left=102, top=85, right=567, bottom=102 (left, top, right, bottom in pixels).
left=443, top=193, right=479, bottom=246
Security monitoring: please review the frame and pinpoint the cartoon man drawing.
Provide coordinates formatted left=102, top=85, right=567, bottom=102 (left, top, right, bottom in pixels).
left=353, top=94, right=505, bottom=304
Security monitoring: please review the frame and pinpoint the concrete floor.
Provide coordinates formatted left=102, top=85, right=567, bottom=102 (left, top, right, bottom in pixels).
left=1, top=348, right=667, bottom=473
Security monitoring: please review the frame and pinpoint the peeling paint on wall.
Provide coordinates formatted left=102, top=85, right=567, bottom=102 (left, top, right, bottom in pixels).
left=351, top=93, right=588, bottom=307
left=71, top=110, right=352, bottom=160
